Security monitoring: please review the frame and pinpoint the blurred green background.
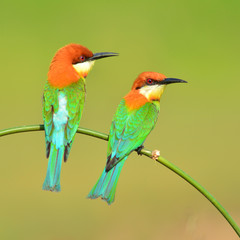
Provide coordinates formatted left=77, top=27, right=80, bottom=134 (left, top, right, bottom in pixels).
left=0, top=0, right=240, bottom=239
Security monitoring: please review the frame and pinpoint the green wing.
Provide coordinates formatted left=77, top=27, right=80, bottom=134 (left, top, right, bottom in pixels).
left=42, top=79, right=86, bottom=161
left=63, top=80, right=86, bottom=160
left=106, top=99, right=160, bottom=170
left=42, top=82, right=58, bottom=158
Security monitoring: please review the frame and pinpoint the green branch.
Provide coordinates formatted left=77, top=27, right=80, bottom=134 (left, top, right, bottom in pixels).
left=0, top=124, right=239, bottom=237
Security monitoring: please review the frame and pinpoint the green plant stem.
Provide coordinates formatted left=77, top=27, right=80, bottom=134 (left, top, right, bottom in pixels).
left=0, top=124, right=239, bottom=237
left=141, top=149, right=240, bottom=237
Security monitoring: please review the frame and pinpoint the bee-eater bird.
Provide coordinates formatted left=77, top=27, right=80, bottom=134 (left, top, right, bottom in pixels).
left=42, top=43, right=118, bottom=192
left=88, top=71, right=187, bottom=204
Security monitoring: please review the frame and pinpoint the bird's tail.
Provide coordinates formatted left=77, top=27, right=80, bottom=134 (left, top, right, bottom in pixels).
left=42, top=143, right=64, bottom=192
left=87, top=158, right=126, bottom=205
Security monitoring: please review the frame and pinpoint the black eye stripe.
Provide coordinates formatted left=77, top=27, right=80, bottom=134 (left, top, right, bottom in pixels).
left=79, top=55, right=86, bottom=62
left=146, top=79, right=158, bottom=85
left=135, top=79, right=161, bottom=90
left=72, top=56, right=89, bottom=65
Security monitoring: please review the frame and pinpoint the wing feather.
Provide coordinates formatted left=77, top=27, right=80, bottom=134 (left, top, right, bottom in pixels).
left=107, top=99, right=160, bottom=170
left=42, top=79, right=85, bottom=161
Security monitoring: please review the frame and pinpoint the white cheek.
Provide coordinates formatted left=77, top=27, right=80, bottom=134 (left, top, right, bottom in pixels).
left=73, top=61, right=95, bottom=75
left=139, top=85, right=166, bottom=100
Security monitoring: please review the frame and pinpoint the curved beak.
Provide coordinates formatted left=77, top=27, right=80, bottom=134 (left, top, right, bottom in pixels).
left=88, top=52, right=119, bottom=61
left=160, top=78, right=187, bottom=85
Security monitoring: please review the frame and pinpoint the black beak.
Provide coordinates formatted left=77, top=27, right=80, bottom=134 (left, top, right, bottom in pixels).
left=88, top=52, right=119, bottom=61
left=160, top=78, right=187, bottom=85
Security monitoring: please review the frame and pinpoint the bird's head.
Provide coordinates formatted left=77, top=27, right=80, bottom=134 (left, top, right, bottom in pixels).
left=48, top=43, right=118, bottom=88
left=132, top=72, right=187, bottom=101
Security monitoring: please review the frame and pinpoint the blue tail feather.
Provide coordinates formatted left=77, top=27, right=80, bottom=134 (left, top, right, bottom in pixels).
left=88, top=158, right=126, bottom=204
left=42, top=143, right=64, bottom=192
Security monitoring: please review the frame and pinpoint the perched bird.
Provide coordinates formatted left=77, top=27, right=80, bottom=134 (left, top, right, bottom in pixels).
left=88, top=71, right=187, bottom=204
left=42, top=43, right=118, bottom=192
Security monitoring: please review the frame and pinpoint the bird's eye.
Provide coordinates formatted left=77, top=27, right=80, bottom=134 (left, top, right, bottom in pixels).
left=146, top=78, right=153, bottom=84
left=80, top=56, right=85, bottom=62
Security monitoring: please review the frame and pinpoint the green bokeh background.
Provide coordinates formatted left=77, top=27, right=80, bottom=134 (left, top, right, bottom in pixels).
left=0, top=0, right=240, bottom=239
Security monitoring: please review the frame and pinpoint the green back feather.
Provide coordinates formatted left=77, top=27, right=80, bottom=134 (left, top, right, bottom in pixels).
left=42, top=78, right=86, bottom=160
left=107, top=99, right=160, bottom=168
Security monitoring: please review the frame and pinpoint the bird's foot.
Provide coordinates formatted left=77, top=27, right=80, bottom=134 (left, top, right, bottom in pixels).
left=136, top=145, right=144, bottom=155
left=151, top=149, right=160, bottom=160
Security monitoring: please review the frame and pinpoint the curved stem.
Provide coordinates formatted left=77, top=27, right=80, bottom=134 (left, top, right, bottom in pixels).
left=141, top=149, right=240, bottom=237
left=0, top=124, right=239, bottom=236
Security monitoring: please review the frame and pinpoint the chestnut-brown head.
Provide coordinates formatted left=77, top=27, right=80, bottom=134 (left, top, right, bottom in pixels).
left=132, top=71, right=187, bottom=101
left=48, top=43, right=118, bottom=88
